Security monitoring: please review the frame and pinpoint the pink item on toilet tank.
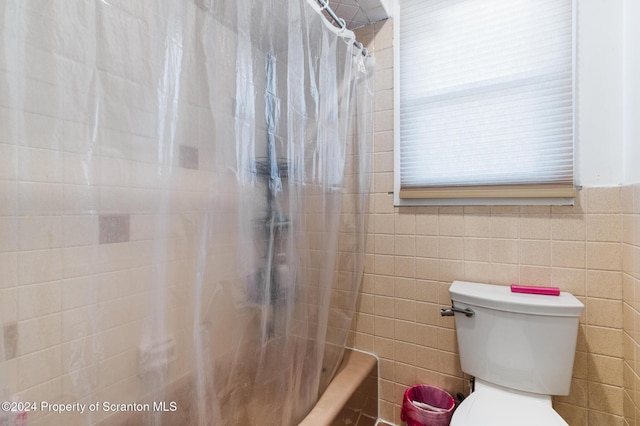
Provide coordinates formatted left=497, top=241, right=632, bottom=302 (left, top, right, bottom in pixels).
left=511, top=284, right=560, bottom=296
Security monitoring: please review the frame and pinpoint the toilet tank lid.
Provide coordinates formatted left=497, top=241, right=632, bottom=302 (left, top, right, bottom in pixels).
left=449, top=281, right=584, bottom=317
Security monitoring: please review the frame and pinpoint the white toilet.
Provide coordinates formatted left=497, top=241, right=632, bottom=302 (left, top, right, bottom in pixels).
left=444, top=281, right=584, bottom=426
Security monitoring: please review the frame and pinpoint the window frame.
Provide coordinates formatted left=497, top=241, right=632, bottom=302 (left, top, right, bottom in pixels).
left=393, top=0, right=579, bottom=207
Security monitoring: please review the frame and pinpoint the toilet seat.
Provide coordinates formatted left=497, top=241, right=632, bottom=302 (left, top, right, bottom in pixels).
left=450, top=380, right=568, bottom=426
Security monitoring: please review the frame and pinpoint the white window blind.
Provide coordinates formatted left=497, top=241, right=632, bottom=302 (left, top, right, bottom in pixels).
left=396, top=0, right=575, bottom=202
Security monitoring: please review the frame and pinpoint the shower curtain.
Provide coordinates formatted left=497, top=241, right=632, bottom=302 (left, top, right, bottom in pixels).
left=0, top=0, right=373, bottom=425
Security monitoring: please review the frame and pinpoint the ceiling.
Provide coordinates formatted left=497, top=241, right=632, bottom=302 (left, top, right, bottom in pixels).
left=327, top=0, right=390, bottom=30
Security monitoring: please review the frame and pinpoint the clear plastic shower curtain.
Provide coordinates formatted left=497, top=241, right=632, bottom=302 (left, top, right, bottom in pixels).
left=0, top=0, right=373, bottom=425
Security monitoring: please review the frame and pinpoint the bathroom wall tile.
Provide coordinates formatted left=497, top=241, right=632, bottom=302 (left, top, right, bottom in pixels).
left=17, top=345, right=62, bottom=390
left=0, top=182, right=17, bottom=216
left=415, top=212, right=439, bottom=236
left=587, top=242, right=623, bottom=271
left=16, top=314, right=61, bottom=356
left=18, top=215, right=63, bottom=250
left=415, top=280, right=439, bottom=304
left=19, top=182, right=64, bottom=214
left=439, top=208, right=464, bottom=236
left=375, top=337, right=395, bottom=360
left=19, top=147, right=61, bottom=183
left=588, top=270, right=623, bottom=300
left=0, top=252, right=17, bottom=289
left=520, top=214, right=551, bottom=240
left=394, top=277, right=416, bottom=300
left=0, top=216, right=18, bottom=252
left=415, top=258, right=438, bottom=281
left=438, top=237, right=464, bottom=260
left=374, top=316, right=394, bottom=339
left=520, top=239, right=551, bottom=266
left=416, top=324, right=438, bottom=348
left=415, top=345, right=438, bottom=371
left=394, top=235, right=415, bottom=256
left=490, top=214, right=519, bottom=239
left=416, top=236, right=438, bottom=258
left=588, top=214, right=623, bottom=242
left=374, top=295, right=394, bottom=318
left=62, top=215, right=98, bottom=247
left=18, top=249, right=62, bottom=286
left=464, top=213, right=491, bottom=238
left=519, top=265, right=552, bottom=285
left=552, top=214, right=586, bottom=241
left=373, top=172, right=393, bottom=193
left=587, top=187, right=622, bottom=214
left=463, top=261, right=491, bottom=283
left=551, top=267, right=586, bottom=296
left=490, top=239, right=519, bottom=264
left=374, top=234, right=394, bottom=255
left=589, top=354, right=624, bottom=387
left=553, top=241, right=586, bottom=269
left=587, top=326, right=624, bottom=358
left=0, top=143, right=17, bottom=180
left=463, top=238, right=492, bottom=262
left=588, top=382, right=624, bottom=415
left=588, top=298, right=623, bottom=328
left=394, top=256, right=415, bottom=278
left=394, top=298, right=416, bottom=322
left=489, top=263, right=519, bottom=285
left=394, top=319, right=415, bottom=343
left=374, top=130, right=393, bottom=153
left=438, top=259, right=463, bottom=282
left=393, top=341, right=416, bottom=365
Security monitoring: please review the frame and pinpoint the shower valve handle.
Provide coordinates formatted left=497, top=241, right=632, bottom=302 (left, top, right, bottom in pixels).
left=440, top=306, right=474, bottom=317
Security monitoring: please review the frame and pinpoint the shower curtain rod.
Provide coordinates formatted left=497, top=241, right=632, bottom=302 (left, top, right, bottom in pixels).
left=314, top=0, right=369, bottom=56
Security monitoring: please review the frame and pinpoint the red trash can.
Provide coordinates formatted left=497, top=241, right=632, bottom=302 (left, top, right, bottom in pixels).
left=400, top=384, right=455, bottom=426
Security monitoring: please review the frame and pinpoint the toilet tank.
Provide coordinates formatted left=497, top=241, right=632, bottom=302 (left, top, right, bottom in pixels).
left=449, top=281, right=584, bottom=396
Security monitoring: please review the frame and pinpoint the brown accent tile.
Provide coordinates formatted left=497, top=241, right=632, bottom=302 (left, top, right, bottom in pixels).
left=178, top=145, right=198, bottom=169
left=98, top=215, right=129, bottom=244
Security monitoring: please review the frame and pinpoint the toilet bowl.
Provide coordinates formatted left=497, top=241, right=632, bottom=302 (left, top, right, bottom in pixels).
left=450, top=380, right=567, bottom=426
left=443, top=281, right=583, bottom=426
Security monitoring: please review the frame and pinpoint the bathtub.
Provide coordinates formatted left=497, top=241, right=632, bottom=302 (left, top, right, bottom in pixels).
left=300, top=349, right=379, bottom=426
left=95, top=348, right=379, bottom=426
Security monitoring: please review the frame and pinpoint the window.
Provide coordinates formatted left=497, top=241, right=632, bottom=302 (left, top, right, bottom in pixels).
left=394, top=0, right=576, bottom=206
